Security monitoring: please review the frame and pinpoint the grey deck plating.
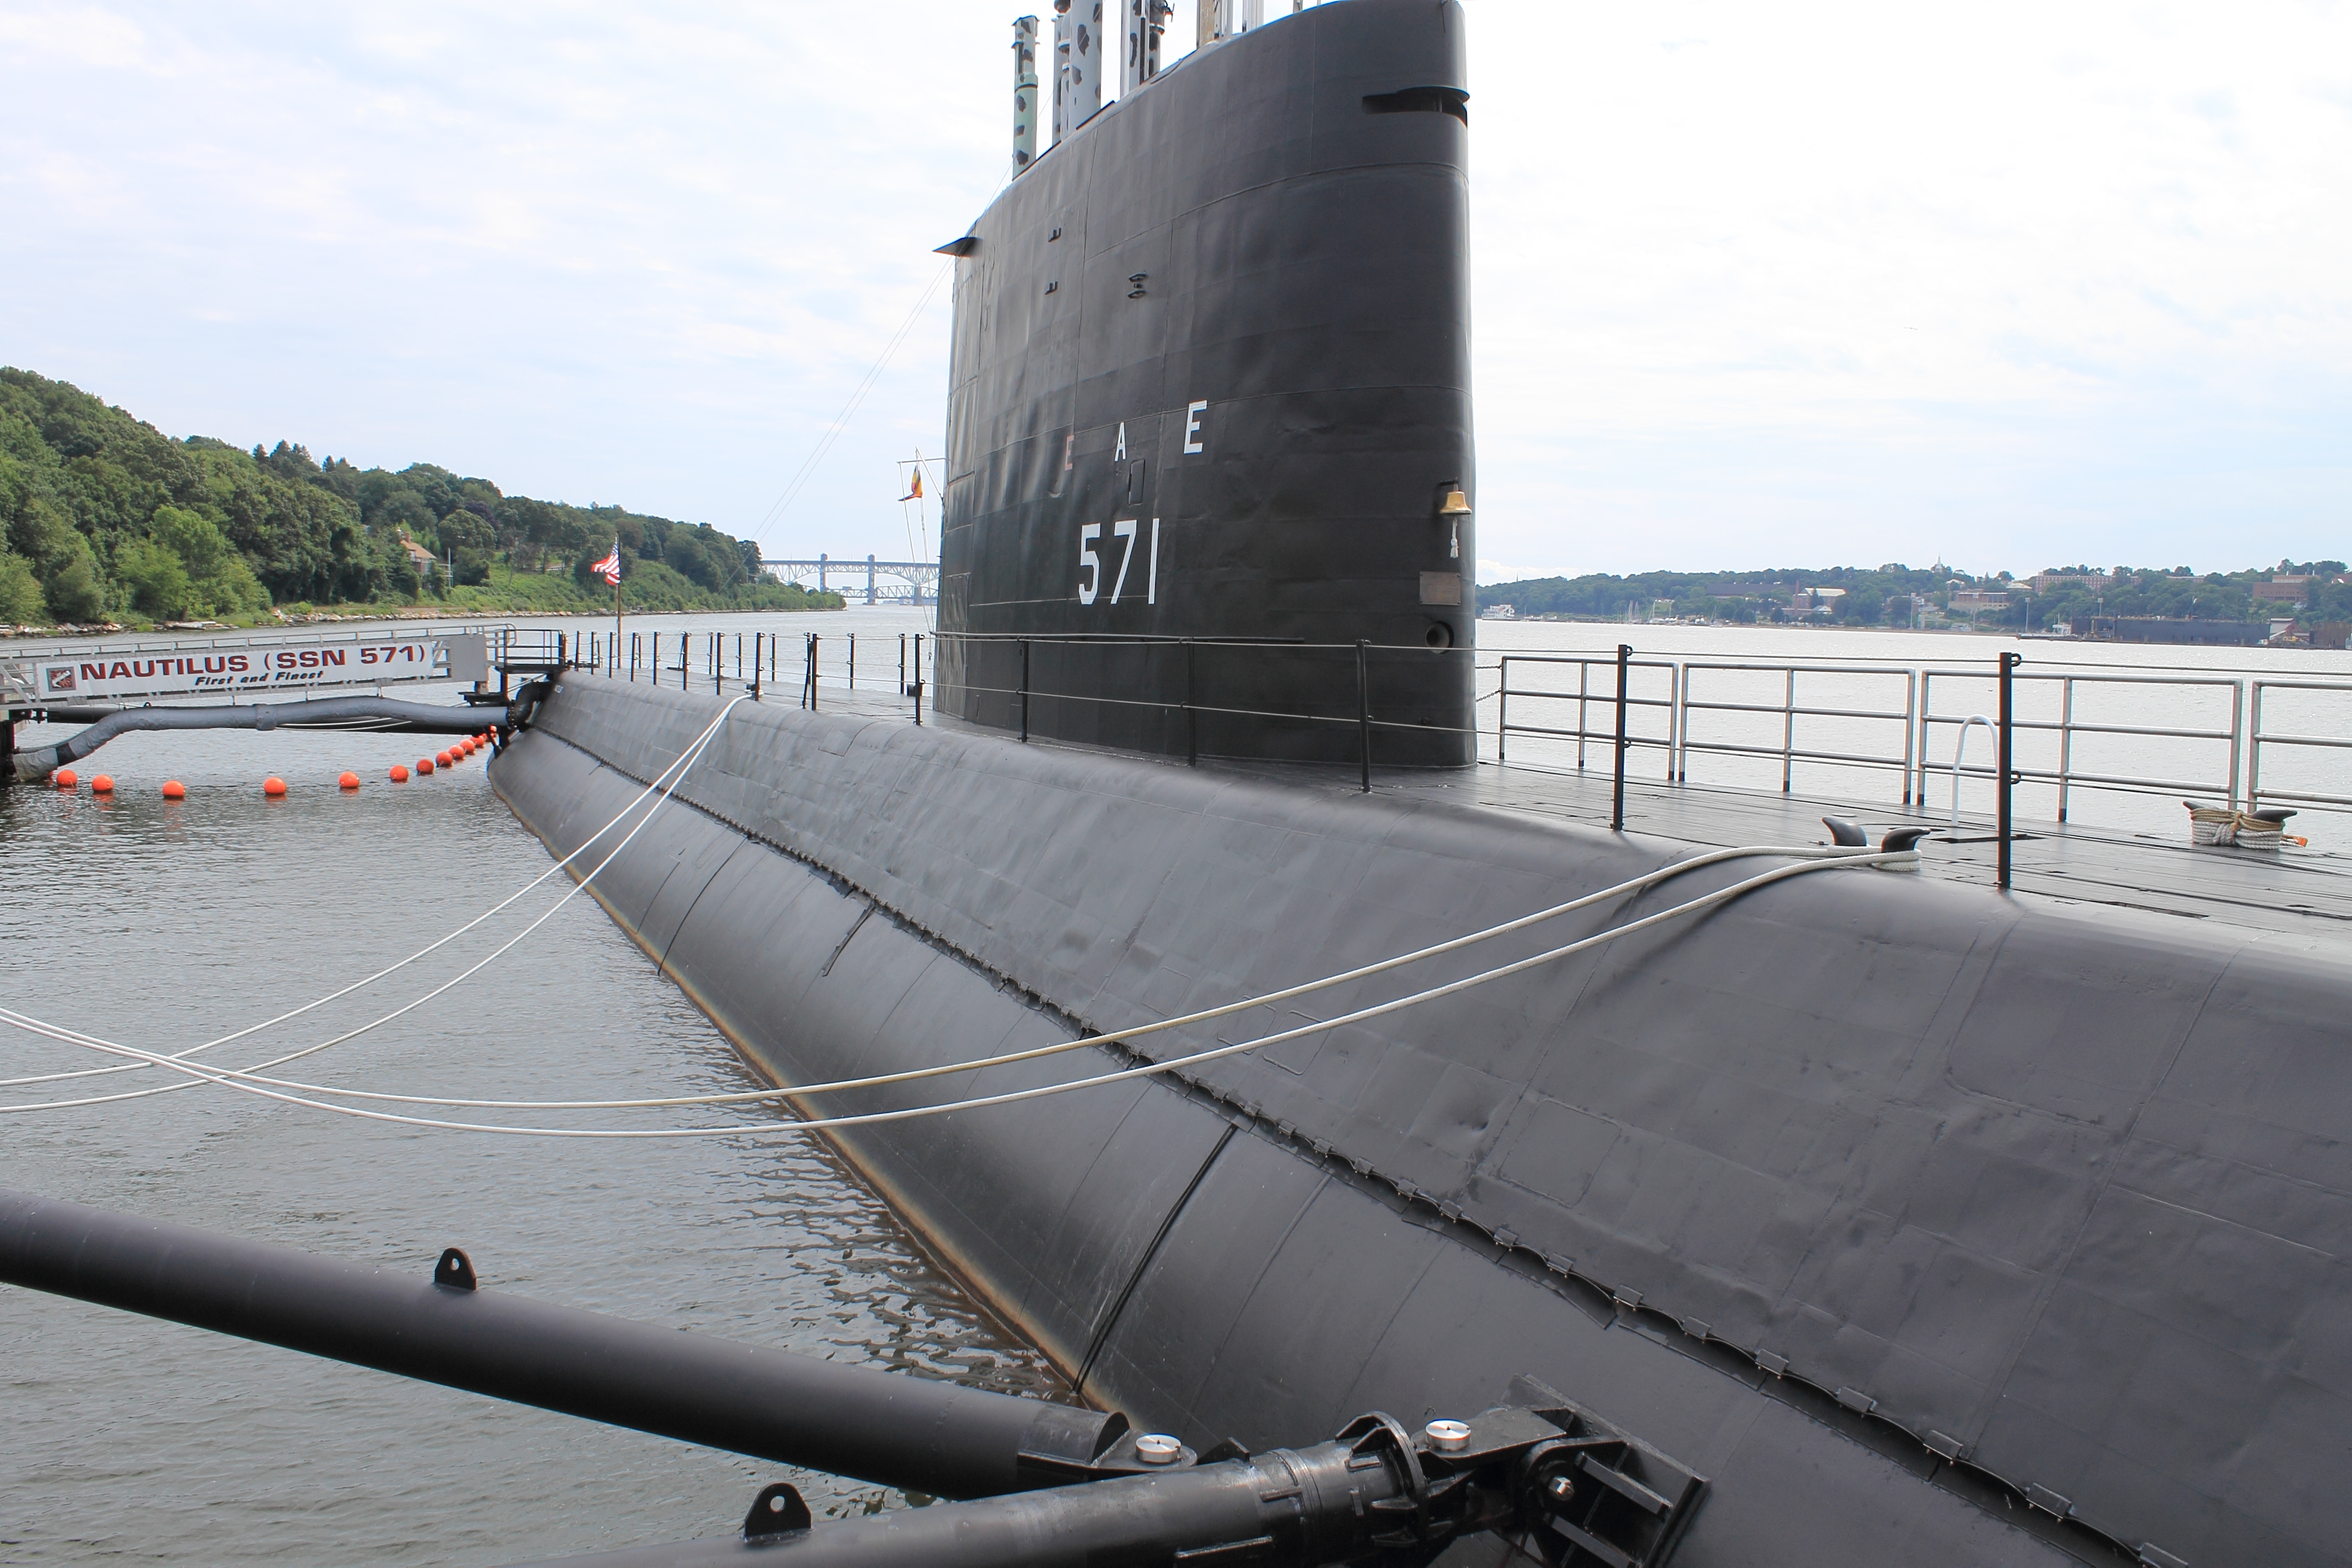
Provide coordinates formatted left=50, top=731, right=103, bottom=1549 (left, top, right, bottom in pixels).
left=493, top=677, right=2352, bottom=1568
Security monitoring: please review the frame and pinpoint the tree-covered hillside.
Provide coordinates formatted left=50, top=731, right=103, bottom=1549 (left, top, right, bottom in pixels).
left=0, top=368, right=839, bottom=628
left=1482, top=561, right=2352, bottom=631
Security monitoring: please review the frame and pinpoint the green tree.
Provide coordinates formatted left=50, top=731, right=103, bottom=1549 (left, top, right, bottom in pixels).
left=0, top=549, right=44, bottom=623
left=116, top=536, right=193, bottom=617
left=42, top=542, right=105, bottom=622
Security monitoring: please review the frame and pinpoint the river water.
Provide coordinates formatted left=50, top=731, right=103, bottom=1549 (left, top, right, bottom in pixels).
left=6, top=603, right=2347, bottom=1563
left=0, top=605, right=1082, bottom=1566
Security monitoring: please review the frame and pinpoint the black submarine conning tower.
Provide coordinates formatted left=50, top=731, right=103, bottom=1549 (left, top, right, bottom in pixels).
left=937, top=0, right=1475, bottom=766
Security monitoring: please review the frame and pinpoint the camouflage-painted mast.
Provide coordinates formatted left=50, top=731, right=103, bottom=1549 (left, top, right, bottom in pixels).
left=1198, top=0, right=1264, bottom=47
left=1050, top=0, right=1099, bottom=146
left=1119, top=0, right=1169, bottom=96
left=1012, top=16, right=1038, bottom=170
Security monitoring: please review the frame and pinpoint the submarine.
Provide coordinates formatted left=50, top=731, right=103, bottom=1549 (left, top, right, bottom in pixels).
left=6, top=3, right=2346, bottom=1565
left=468, top=4, right=2352, bottom=1564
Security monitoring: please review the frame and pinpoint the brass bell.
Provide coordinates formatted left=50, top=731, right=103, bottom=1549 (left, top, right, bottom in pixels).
left=1438, top=488, right=1472, bottom=516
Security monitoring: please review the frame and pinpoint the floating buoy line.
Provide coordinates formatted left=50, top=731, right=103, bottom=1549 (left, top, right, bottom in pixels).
left=34, top=730, right=500, bottom=800
left=5, top=689, right=1914, bottom=1137
left=1, top=699, right=745, bottom=1097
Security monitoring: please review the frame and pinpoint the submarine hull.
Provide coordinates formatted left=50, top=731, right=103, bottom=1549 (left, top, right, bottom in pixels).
left=492, top=678, right=2352, bottom=1568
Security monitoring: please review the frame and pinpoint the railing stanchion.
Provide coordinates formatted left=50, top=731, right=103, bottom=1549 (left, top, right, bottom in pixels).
left=2233, top=680, right=2248, bottom=810
left=750, top=633, right=761, bottom=701
left=1496, top=656, right=1508, bottom=764
left=1357, top=639, right=1373, bottom=793
left=1185, top=639, right=1198, bottom=765
left=1612, top=643, right=1630, bottom=831
left=1781, top=666, right=1796, bottom=793
left=2057, top=676, right=2075, bottom=823
left=1670, top=661, right=1686, bottom=781
left=1668, top=662, right=1683, bottom=782
left=2245, top=680, right=2261, bottom=809
left=1019, top=639, right=1031, bottom=742
left=1898, top=669, right=1914, bottom=805
left=809, top=635, right=819, bottom=711
left=1997, top=652, right=2018, bottom=890
left=848, top=633, right=856, bottom=691
left=1913, top=668, right=1926, bottom=805
left=912, top=634, right=922, bottom=726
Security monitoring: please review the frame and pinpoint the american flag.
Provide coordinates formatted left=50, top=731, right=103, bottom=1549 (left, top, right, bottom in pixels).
left=591, top=542, right=622, bottom=585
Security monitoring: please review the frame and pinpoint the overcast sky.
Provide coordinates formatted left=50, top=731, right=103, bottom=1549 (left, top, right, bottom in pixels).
left=3, top=1, right=2345, bottom=581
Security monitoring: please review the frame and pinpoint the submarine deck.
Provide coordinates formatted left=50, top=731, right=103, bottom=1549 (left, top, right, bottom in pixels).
left=794, top=676, right=2352, bottom=941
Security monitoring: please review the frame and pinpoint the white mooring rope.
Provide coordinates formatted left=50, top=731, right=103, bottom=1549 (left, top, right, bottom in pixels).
left=2, top=841, right=1913, bottom=1136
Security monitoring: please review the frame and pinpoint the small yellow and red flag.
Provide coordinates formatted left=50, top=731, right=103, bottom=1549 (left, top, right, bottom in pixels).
left=899, top=469, right=924, bottom=502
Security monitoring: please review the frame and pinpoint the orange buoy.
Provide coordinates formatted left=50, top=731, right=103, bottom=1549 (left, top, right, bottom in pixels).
left=460, top=738, right=476, bottom=754
left=53, top=768, right=78, bottom=790
left=161, top=780, right=186, bottom=800
left=263, top=776, right=287, bottom=797
left=390, top=764, right=411, bottom=782
left=91, top=774, right=115, bottom=793
left=416, top=758, right=434, bottom=775
left=339, top=771, right=362, bottom=790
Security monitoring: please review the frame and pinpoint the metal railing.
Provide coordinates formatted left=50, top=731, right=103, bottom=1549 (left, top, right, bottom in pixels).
left=933, top=631, right=1478, bottom=793
left=1493, top=646, right=2352, bottom=834
left=2249, top=679, right=2352, bottom=813
left=1917, top=668, right=2241, bottom=821
left=493, top=625, right=2351, bottom=852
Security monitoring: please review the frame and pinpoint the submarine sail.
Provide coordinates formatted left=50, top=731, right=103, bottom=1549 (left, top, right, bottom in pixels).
left=935, top=0, right=1476, bottom=765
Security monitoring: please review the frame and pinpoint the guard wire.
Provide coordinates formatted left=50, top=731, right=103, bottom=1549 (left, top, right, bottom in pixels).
left=15, top=842, right=1870, bottom=1113
left=0, top=850, right=1913, bottom=1135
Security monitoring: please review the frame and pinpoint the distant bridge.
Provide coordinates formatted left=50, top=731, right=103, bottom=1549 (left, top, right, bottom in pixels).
left=763, top=555, right=939, bottom=606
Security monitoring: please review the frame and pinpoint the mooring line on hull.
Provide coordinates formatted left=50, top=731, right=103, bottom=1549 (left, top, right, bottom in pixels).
left=0, top=849, right=1916, bottom=1134
left=4, top=840, right=1872, bottom=1114
left=0, top=698, right=751, bottom=1111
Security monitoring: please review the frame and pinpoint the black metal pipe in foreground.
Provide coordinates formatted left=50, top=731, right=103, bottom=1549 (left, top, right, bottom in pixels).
left=514, top=1440, right=1402, bottom=1568
left=0, top=1190, right=1123, bottom=1501
left=9, top=695, right=511, bottom=782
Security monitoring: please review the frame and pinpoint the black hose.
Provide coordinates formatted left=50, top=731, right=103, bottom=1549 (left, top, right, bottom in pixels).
left=13, top=695, right=511, bottom=781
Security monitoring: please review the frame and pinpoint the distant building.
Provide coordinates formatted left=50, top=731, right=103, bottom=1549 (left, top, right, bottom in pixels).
left=1947, top=588, right=2015, bottom=616
left=2252, top=576, right=2315, bottom=605
left=1791, top=587, right=1846, bottom=616
left=2029, top=570, right=2111, bottom=594
left=400, top=538, right=439, bottom=581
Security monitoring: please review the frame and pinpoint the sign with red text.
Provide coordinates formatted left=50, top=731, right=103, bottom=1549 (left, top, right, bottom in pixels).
left=10, top=631, right=488, bottom=705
